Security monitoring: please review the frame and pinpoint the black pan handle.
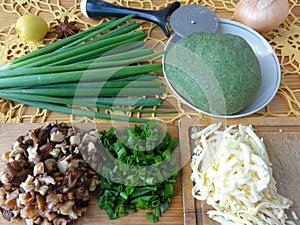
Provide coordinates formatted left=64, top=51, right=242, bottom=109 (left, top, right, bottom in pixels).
left=81, top=0, right=181, bottom=37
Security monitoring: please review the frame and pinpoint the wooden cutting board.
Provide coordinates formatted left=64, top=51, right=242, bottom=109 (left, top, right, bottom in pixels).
left=0, top=122, right=183, bottom=225
left=179, top=117, right=300, bottom=225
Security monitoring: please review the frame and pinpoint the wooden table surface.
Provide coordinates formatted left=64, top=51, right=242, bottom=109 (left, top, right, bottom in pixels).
left=0, top=1, right=300, bottom=225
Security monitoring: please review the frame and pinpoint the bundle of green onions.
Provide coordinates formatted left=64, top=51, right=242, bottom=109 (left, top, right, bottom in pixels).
left=0, top=15, right=174, bottom=122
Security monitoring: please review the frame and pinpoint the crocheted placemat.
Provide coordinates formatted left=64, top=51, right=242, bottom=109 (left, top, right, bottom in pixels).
left=0, top=0, right=299, bottom=123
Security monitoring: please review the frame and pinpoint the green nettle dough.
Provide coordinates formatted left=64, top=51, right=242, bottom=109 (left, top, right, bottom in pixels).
left=164, top=32, right=262, bottom=115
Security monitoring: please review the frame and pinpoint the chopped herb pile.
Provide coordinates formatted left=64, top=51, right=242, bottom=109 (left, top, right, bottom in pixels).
left=95, top=122, right=178, bottom=222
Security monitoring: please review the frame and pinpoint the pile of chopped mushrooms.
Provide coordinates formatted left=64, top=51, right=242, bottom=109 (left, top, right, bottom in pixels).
left=0, top=123, right=100, bottom=225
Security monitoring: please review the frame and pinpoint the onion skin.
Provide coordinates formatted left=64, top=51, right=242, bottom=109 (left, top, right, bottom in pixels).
left=234, top=0, right=289, bottom=33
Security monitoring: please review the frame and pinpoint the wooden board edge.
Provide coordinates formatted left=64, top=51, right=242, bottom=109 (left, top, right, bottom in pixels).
left=179, top=116, right=300, bottom=128
left=179, top=120, right=198, bottom=225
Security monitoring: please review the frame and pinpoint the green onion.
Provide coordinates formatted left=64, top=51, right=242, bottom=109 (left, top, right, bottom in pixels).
left=3, top=15, right=134, bottom=69
left=0, top=15, right=174, bottom=122
left=96, top=123, right=178, bottom=222
left=48, top=31, right=147, bottom=66
left=68, top=21, right=141, bottom=49
left=76, top=97, right=162, bottom=107
left=115, top=73, right=158, bottom=81
left=1, top=87, right=165, bottom=97
left=7, top=97, right=152, bottom=123
left=14, top=31, right=146, bottom=68
left=0, top=64, right=162, bottom=88
left=0, top=87, right=178, bottom=114
left=30, top=81, right=163, bottom=89
left=0, top=48, right=158, bottom=78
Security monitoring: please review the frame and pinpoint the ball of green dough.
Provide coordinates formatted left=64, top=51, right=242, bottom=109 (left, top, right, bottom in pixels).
left=164, top=32, right=262, bottom=115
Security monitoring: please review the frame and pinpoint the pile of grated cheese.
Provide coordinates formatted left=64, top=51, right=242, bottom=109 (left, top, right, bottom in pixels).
left=190, top=123, right=293, bottom=225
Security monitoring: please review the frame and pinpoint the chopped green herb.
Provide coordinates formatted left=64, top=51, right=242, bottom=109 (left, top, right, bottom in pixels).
left=95, top=122, right=178, bottom=222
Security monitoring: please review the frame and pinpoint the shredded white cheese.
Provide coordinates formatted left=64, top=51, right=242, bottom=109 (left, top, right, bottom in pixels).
left=291, top=211, right=299, bottom=220
left=190, top=123, right=293, bottom=225
left=286, top=220, right=297, bottom=225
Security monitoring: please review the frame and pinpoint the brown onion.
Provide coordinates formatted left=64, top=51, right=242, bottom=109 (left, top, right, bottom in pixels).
left=234, top=0, right=289, bottom=33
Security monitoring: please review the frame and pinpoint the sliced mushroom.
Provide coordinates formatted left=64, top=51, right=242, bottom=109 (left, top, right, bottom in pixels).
left=34, top=216, right=43, bottom=225
left=11, top=141, right=25, bottom=154
left=36, top=194, right=46, bottom=212
left=64, top=166, right=82, bottom=188
left=73, top=206, right=88, bottom=219
left=0, top=172, right=10, bottom=184
left=34, top=178, right=40, bottom=189
left=41, top=218, right=52, bottom=225
left=53, top=216, right=70, bottom=225
left=5, top=160, right=27, bottom=175
left=0, top=207, right=14, bottom=221
left=58, top=201, right=74, bottom=216
left=50, top=130, right=65, bottom=143
left=25, top=218, right=34, bottom=225
left=2, top=151, right=10, bottom=161
left=87, top=142, right=97, bottom=155
left=28, top=131, right=38, bottom=144
left=44, top=211, right=56, bottom=222
left=5, top=189, right=19, bottom=209
left=49, top=148, right=61, bottom=159
left=89, top=177, right=98, bottom=192
left=11, top=168, right=31, bottom=186
left=44, top=158, right=57, bottom=172
left=18, top=191, right=34, bottom=207
left=57, top=155, right=72, bottom=174
left=0, top=188, right=5, bottom=201
left=20, top=205, right=39, bottom=219
left=57, top=193, right=64, bottom=203
left=82, top=131, right=99, bottom=144
left=69, top=135, right=81, bottom=146
left=20, top=175, right=34, bottom=192
left=6, top=148, right=24, bottom=159
left=36, top=185, right=49, bottom=196
left=26, top=145, right=40, bottom=163
left=36, top=125, right=51, bottom=146
left=46, top=190, right=58, bottom=204
left=33, top=162, right=44, bottom=176
left=38, top=142, right=53, bottom=157
left=38, top=176, right=55, bottom=185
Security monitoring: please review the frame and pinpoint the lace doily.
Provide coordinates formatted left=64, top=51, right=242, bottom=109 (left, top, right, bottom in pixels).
left=0, top=0, right=299, bottom=123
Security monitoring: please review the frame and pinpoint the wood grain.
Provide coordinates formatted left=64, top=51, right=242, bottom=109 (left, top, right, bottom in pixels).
left=179, top=117, right=300, bottom=225
left=0, top=123, right=184, bottom=225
